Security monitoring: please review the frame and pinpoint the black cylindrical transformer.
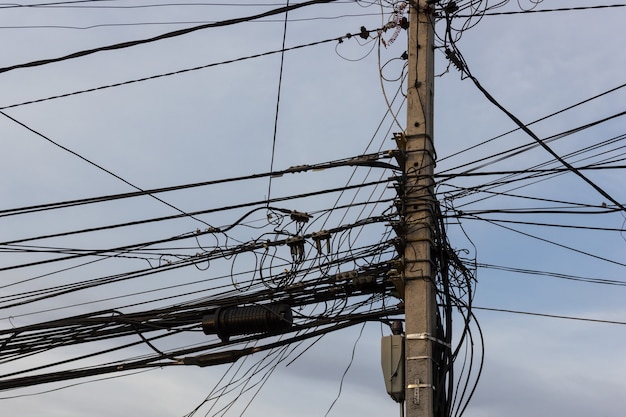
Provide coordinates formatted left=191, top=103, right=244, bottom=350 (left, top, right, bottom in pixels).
left=202, top=303, right=293, bottom=341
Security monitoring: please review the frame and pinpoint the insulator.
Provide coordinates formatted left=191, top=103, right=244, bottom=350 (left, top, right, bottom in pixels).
left=445, top=1, right=459, bottom=13
left=311, top=230, right=331, bottom=253
left=399, top=16, right=409, bottom=30
left=445, top=48, right=464, bottom=71
left=353, top=274, right=375, bottom=286
left=389, top=221, right=406, bottom=237
left=286, top=236, right=305, bottom=262
left=359, top=26, right=369, bottom=39
left=290, top=210, right=312, bottom=223
left=202, top=304, right=293, bottom=342
left=388, top=267, right=405, bottom=300
left=390, top=178, right=405, bottom=197
left=334, top=270, right=359, bottom=282
left=392, top=132, right=406, bottom=153
left=391, top=236, right=405, bottom=255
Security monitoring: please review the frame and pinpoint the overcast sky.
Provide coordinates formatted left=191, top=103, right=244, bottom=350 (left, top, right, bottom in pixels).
left=0, top=1, right=625, bottom=417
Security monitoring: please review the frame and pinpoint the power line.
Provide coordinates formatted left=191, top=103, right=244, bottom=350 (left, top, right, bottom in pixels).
left=0, top=0, right=109, bottom=8
left=443, top=39, right=626, bottom=213
left=475, top=262, right=626, bottom=287
left=0, top=14, right=383, bottom=30
left=457, top=216, right=626, bottom=233
left=0, top=1, right=359, bottom=9
left=0, top=0, right=340, bottom=74
left=437, top=164, right=626, bottom=178
left=438, top=109, right=626, bottom=177
left=472, top=216, right=626, bottom=268
left=0, top=178, right=393, bottom=247
left=438, top=81, right=626, bottom=165
left=472, top=3, right=626, bottom=16
left=0, top=151, right=397, bottom=218
left=0, top=109, right=213, bottom=228
left=266, top=0, right=290, bottom=205
left=474, top=306, right=626, bottom=326
left=0, top=32, right=368, bottom=110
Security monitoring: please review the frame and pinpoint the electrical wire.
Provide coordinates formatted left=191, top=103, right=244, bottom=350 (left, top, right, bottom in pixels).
left=0, top=0, right=341, bottom=74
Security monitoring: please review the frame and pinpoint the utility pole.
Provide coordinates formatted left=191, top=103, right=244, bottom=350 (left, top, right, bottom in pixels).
left=403, top=1, right=436, bottom=417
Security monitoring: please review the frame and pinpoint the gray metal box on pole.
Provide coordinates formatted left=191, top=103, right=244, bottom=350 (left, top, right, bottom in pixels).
left=381, top=334, right=405, bottom=403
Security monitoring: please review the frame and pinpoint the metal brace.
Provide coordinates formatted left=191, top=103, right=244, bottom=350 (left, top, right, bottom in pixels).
left=407, top=378, right=434, bottom=405
left=406, top=332, right=451, bottom=348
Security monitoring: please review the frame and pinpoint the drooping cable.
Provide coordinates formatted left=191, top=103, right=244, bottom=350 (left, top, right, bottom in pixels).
left=266, top=0, right=290, bottom=205
left=0, top=0, right=341, bottom=74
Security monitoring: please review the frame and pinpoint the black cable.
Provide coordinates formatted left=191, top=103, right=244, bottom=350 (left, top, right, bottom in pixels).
left=0, top=178, right=393, bottom=249
left=0, top=0, right=110, bottom=8
left=473, top=3, right=626, bottom=16
left=437, top=164, right=626, bottom=178
left=0, top=150, right=396, bottom=218
left=266, top=0, right=290, bottom=205
left=438, top=81, right=626, bottom=165
left=0, top=0, right=340, bottom=74
left=475, top=262, right=626, bottom=287
left=0, top=216, right=395, bottom=308
left=0, top=1, right=360, bottom=9
left=470, top=215, right=626, bottom=268
left=0, top=109, right=214, bottom=228
left=474, top=306, right=626, bottom=325
left=0, top=308, right=401, bottom=391
left=449, top=49, right=626, bottom=212
left=3, top=241, right=397, bottom=325
left=0, top=30, right=371, bottom=110
left=457, top=216, right=626, bottom=233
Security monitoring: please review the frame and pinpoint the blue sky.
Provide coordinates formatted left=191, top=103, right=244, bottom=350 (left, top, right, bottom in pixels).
left=0, top=1, right=625, bottom=416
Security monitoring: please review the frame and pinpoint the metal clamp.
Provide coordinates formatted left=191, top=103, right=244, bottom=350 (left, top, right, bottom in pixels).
left=406, top=332, right=451, bottom=348
left=407, top=378, right=435, bottom=405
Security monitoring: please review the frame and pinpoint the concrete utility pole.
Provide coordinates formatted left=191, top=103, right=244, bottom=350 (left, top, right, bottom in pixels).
left=403, top=1, right=436, bottom=417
